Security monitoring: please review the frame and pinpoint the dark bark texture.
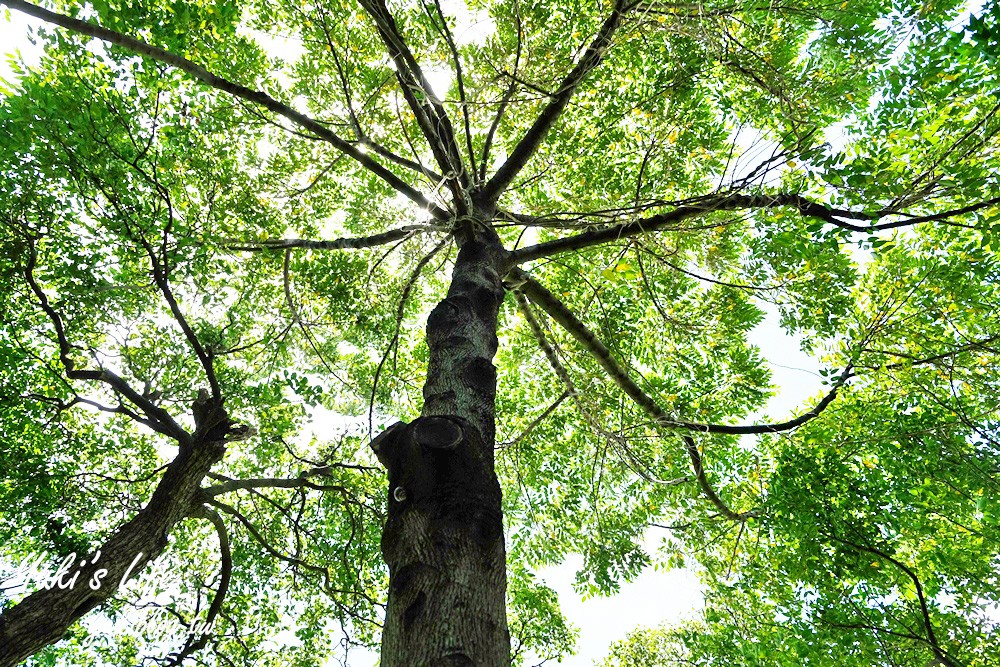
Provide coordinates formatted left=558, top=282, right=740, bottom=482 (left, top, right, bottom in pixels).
left=373, top=223, right=510, bottom=667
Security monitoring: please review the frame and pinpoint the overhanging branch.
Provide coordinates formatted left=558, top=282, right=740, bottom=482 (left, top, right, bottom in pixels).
left=511, top=268, right=787, bottom=519
left=512, top=266, right=853, bottom=436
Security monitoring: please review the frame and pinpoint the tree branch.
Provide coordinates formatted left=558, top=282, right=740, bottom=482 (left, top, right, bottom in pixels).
left=361, top=139, right=445, bottom=183
left=511, top=267, right=852, bottom=436
left=478, top=2, right=523, bottom=183
left=140, top=235, right=222, bottom=401
left=481, top=0, right=632, bottom=201
left=510, top=193, right=1000, bottom=264
left=515, top=291, right=685, bottom=485
left=0, top=438, right=224, bottom=666
left=201, top=472, right=349, bottom=497
left=22, top=240, right=191, bottom=444
left=428, top=0, right=477, bottom=178
left=357, top=0, right=468, bottom=200
left=2, top=0, right=442, bottom=216
left=825, top=532, right=959, bottom=667
left=510, top=267, right=860, bottom=518
left=160, top=506, right=233, bottom=666
left=683, top=435, right=756, bottom=522
left=226, top=224, right=433, bottom=252
left=204, top=498, right=379, bottom=611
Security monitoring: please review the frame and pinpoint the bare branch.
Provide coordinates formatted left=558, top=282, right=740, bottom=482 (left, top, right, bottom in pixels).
left=861, top=333, right=1000, bottom=371
left=362, top=139, right=445, bottom=183
left=143, top=237, right=222, bottom=401
left=204, top=498, right=381, bottom=612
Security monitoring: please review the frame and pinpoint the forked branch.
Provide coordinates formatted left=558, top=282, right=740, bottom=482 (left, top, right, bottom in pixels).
left=358, top=0, right=468, bottom=198
left=22, top=240, right=191, bottom=443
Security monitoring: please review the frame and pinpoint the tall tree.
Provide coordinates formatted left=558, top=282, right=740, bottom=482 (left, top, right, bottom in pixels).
left=0, top=0, right=998, bottom=665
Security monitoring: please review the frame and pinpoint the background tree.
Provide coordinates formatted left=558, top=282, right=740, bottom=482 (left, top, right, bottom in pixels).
left=0, top=0, right=998, bottom=665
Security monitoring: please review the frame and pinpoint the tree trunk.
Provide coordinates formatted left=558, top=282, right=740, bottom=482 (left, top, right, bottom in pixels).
left=373, top=220, right=511, bottom=666
left=0, top=437, right=225, bottom=667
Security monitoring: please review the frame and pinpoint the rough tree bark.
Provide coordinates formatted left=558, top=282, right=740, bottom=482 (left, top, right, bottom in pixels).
left=371, top=214, right=512, bottom=667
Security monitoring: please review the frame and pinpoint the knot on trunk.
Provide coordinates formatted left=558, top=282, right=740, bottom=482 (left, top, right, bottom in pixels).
left=191, top=388, right=231, bottom=445
left=371, top=416, right=502, bottom=546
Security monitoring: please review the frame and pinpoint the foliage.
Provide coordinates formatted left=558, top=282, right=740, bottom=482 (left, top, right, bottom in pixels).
left=0, top=0, right=998, bottom=664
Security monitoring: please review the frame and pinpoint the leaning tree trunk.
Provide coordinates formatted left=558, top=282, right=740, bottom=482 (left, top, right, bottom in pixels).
left=372, top=221, right=511, bottom=667
left=0, top=435, right=226, bottom=667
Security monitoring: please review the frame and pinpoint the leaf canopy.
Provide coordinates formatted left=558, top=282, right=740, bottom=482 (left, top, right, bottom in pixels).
left=0, top=0, right=998, bottom=664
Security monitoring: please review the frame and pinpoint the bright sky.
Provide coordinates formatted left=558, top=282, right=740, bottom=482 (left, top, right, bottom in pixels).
left=0, top=6, right=831, bottom=665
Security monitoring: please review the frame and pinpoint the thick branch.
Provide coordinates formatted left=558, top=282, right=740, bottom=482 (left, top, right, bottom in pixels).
left=482, top=0, right=631, bottom=201
left=227, top=224, right=433, bottom=252
left=358, top=0, right=468, bottom=197
left=510, top=193, right=1000, bottom=264
left=0, top=440, right=224, bottom=667
left=2, top=0, right=441, bottom=215
left=511, top=267, right=852, bottom=436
